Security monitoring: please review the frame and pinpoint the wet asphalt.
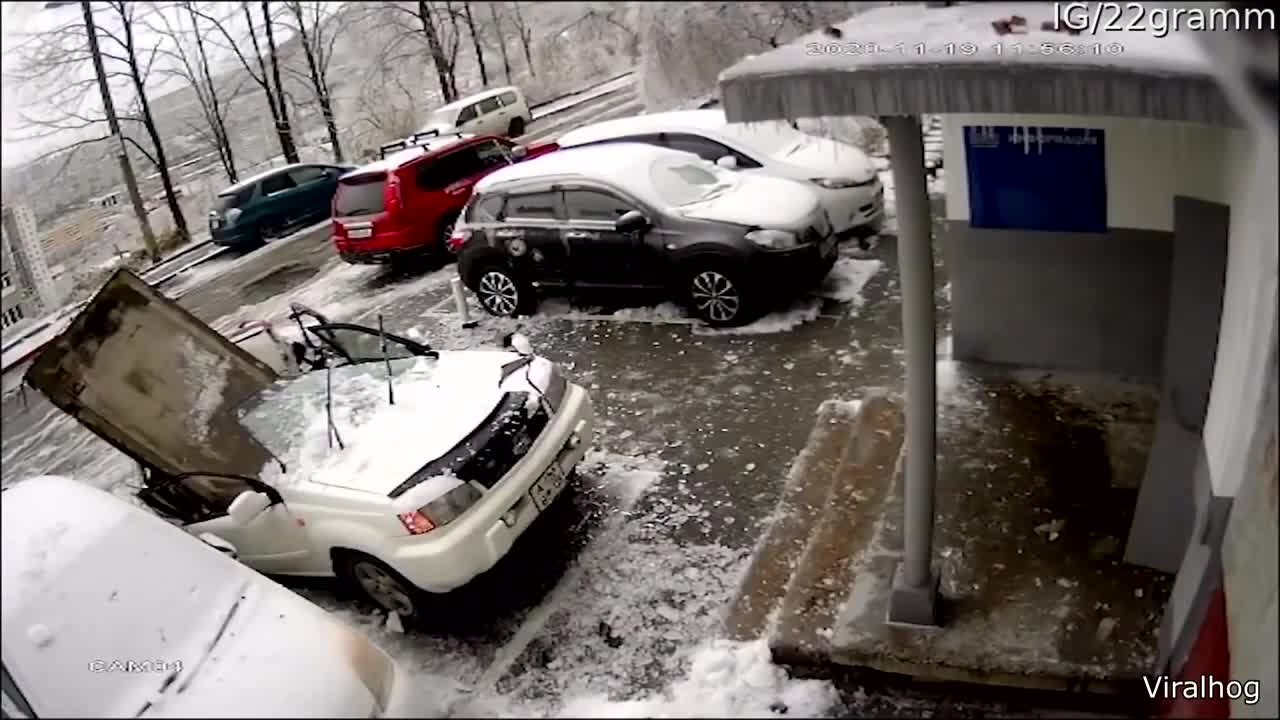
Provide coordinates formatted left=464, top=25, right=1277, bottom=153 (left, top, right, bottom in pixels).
left=7, top=220, right=1101, bottom=715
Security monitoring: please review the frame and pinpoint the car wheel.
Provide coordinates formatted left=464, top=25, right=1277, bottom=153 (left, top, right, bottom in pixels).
left=686, top=266, right=753, bottom=327
left=475, top=265, right=534, bottom=317
left=338, top=552, right=424, bottom=624
left=436, top=213, right=459, bottom=262
left=508, top=116, right=526, bottom=138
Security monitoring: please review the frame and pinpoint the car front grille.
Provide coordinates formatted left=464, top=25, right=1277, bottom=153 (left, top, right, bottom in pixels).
left=388, top=392, right=549, bottom=497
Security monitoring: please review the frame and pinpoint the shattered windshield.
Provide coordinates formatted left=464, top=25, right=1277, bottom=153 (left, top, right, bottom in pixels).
left=236, top=357, right=426, bottom=459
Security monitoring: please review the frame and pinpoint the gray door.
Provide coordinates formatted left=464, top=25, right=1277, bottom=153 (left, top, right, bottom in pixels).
left=1125, top=197, right=1230, bottom=572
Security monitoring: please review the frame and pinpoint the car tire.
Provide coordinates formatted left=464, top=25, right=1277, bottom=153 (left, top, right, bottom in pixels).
left=474, top=264, right=535, bottom=317
left=336, top=551, right=425, bottom=626
left=684, top=264, right=756, bottom=327
left=435, top=213, right=459, bottom=263
left=508, top=116, right=526, bottom=138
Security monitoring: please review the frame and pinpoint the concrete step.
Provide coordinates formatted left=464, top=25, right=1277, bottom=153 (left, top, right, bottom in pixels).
left=519, top=92, right=642, bottom=146
left=723, top=398, right=864, bottom=642
left=769, top=393, right=905, bottom=666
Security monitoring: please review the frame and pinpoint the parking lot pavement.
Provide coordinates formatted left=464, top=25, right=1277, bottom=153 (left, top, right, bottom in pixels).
left=1, top=233, right=959, bottom=714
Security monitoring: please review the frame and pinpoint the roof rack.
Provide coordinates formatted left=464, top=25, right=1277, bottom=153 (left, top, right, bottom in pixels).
left=377, top=129, right=466, bottom=159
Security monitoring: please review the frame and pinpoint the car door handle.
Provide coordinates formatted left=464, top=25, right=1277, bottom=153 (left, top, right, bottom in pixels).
left=495, top=229, right=523, bottom=238
left=564, top=231, right=596, bottom=240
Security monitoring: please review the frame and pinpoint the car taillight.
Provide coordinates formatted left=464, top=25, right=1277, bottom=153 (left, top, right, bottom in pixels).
left=447, top=228, right=471, bottom=252
left=384, top=175, right=403, bottom=215
left=395, top=478, right=483, bottom=535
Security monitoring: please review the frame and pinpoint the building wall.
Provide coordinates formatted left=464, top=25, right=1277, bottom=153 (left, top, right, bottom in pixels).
left=939, top=114, right=1251, bottom=377
left=0, top=204, right=59, bottom=318
left=41, top=207, right=107, bottom=265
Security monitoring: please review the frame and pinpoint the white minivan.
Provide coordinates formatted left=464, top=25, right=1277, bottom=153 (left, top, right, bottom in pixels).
left=418, top=86, right=533, bottom=139
left=1, top=475, right=423, bottom=718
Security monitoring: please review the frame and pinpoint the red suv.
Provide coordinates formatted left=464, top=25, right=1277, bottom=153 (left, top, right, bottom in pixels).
left=331, top=132, right=558, bottom=265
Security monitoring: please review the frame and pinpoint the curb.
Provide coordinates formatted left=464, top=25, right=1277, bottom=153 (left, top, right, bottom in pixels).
left=723, top=398, right=864, bottom=642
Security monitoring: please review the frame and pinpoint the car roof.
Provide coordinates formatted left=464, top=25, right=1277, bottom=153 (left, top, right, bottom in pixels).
left=346, top=134, right=480, bottom=176
left=557, top=109, right=730, bottom=147
left=219, top=163, right=325, bottom=196
left=435, top=86, right=521, bottom=113
left=474, top=142, right=704, bottom=207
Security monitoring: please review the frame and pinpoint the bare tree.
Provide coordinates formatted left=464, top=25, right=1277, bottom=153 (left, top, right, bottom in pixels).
left=105, top=0, right=190, bottom=244
left=486, top=2, right=512, bottom=84
left=5, top=2, right=190, bottom=255
left=352, top=2, right=463, bottom=104
left=145, top=1, right=241, bottom=183
left=80, top=1, right=159, bottom=261
left=417, top=0, right=458, bottom=101
left=191, top=1, right=299, bottom=164
left=459, top=2, right=487, bottom=87
left=278, top=1, right=345, bottom=162
left=508, top=1, right=535, bottom=77
left=260, top=1, right=298, bottom=163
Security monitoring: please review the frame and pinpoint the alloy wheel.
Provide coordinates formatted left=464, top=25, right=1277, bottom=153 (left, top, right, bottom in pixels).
left=691, top=270, right=741, bottom=323
left=351, top=561, right=416, bottom=617
left=479, top=270, right=520, bottom=316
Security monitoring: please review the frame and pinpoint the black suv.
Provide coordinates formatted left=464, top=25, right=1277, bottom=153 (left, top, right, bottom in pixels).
left=210, top=163, right=356, bottom=249
left=452, top=143, right=836, bottom=326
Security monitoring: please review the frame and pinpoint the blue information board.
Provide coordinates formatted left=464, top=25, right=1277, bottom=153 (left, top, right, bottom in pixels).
left=964, top=126, right=1107, bottom=234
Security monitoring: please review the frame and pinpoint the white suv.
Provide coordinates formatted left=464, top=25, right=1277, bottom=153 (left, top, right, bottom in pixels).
left=22, top=271, right=594, bottom=624
left=419, top=86, right=534, bottom=139
left=557, top=109, right=885, bottom=239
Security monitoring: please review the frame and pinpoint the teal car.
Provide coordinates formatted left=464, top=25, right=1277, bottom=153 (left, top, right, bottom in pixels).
left=209, top=163, right=356, bottom=249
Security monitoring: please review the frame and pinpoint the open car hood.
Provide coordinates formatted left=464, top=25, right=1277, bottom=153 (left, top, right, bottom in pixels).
left=23, top=269, right=280, bottom=478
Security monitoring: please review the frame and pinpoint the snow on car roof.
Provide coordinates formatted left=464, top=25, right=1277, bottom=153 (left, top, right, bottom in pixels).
left=557, top=110, right=730, bottom=146
left=348, top=134, right=475, bottom=175
left=719, top=2, right=1235, bottom=127
left=475, top=142, right=706, bottom=206
left=434, top=85, right=521, bottom=113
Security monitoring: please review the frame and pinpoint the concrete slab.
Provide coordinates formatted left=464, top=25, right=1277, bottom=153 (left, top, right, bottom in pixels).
left=824, top=364, right=1172, bottom=695
left=723, top=397, right=864, bottom=641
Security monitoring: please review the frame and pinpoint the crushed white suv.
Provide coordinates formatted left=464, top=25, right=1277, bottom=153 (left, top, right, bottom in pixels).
left=556, top=109, right=884, bottom=239
left=22, top=270, right=594, bottom=624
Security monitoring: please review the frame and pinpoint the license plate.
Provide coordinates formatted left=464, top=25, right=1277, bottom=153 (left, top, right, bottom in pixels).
left=528, top=462, right=568, bottom=511
left=348, top=228, right=372, bottom=239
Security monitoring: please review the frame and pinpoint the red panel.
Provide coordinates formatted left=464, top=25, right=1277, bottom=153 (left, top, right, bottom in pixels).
left=1157, top=578, right=1231, bottom=718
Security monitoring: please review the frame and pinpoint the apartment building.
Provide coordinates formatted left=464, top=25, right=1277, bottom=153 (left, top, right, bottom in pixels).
left=2, top=204, right=60, bottom=332
left=41, top=206, right=109, bottom=265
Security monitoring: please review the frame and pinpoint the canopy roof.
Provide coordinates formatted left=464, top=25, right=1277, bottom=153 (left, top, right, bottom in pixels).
left=719, top=2, right=1239, bottom=128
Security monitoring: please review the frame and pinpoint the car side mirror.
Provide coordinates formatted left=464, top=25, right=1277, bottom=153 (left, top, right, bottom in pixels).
left=227, top=491, right=272, bottom=526
left=615, top=210, right=650, bottom=234
left=510, top=144, right=529, bottom=159
left=716, top=155, right=738, bottom=170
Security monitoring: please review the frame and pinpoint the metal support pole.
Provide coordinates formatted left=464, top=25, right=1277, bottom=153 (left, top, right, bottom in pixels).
left=451, top=277, right=478, bottom=329
left=883, top=115, right=941, bottom=627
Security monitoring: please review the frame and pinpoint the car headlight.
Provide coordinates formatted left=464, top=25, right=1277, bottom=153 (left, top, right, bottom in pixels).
left=535, top=359, right=568, bottom=412
left=225, top=208, right=243, bottom=224
left=396, top=477, right=483, bottom=535
left=745, top=229, right=799, bottom=249
left=811, top=177, right=877, bottom=189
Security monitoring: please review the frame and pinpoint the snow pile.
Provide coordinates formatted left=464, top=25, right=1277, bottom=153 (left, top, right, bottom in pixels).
left=554, top=638, right=840, bottom=718
left=813, top=257, right=882, bottom=308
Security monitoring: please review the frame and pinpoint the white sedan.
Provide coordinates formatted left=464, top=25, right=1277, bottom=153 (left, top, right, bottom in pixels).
left=556, top=109, right=884, bottom=239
